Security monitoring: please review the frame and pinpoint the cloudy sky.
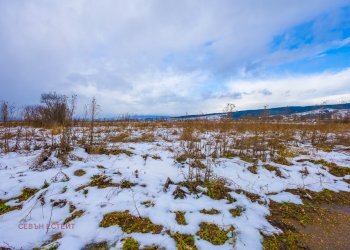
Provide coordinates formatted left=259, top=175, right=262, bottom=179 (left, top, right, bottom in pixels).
left=0, top=0, right=350, bottom=116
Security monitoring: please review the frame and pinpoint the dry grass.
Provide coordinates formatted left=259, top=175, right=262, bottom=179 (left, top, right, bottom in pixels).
left=64, top=210, right=84, bottom=224
left=99, top=211, right=163, bottom=234
left=175, top=211, right=187, bottom=225
left=170, top=232, right=198, bottom=250
left=196, top=222, right=231, bottom=245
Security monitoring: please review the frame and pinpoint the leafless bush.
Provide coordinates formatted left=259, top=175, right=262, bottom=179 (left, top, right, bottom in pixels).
left=23, top=92, right=76, bottom=128
left=0, top=100, right=15, bottom=152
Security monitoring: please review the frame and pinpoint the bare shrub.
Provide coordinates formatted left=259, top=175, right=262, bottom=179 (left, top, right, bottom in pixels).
left=23, top=92, right=76, bottom=128
left=0, top=100, right=15, bottom=152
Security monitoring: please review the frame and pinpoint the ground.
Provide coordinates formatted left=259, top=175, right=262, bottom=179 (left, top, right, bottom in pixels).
left=0, top=121, right=349, bottom=249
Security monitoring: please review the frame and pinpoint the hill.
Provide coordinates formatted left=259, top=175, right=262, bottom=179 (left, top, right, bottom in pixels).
left=173, top=103, right=350, bottom=120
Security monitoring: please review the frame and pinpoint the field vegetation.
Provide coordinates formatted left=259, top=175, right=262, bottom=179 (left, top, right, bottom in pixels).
left=0, top=94, right=349, bottom=249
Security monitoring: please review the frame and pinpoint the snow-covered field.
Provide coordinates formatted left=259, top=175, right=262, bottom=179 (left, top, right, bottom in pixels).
left=0, top=123, right=349, bottom=250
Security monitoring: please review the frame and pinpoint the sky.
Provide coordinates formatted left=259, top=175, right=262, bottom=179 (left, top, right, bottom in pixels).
left=0, top=0, right=350, bottom=116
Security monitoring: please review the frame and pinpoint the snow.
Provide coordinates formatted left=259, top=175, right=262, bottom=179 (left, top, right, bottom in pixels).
left=0, top=126, right=349, bottom=249
left=268, top=192, right=303, bottom=204
left=293, top=108, right=350, bottom=119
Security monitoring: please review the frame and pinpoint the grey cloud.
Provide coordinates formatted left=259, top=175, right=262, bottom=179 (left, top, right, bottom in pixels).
left=0, top=0, right=349, bottom=115
left=217, top=92, right=243, bottom=99
left=66, top=70, right=132, bottom=91
left=259, top=89, right=273, bottom=96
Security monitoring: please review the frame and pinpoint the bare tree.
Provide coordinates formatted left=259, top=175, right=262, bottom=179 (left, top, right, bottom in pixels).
left=88, top=97, right=100, bottom=147
left=40, top=92, right=68, bottom=126
left=67, top=94, right=77, bottom=125
left=23, top=92, right=73, bottom=127
left=223, top=103, right=236, bottom=120
left=0, top=101, right=15, bottom=152
left=59, top=94, right=78, bottom=157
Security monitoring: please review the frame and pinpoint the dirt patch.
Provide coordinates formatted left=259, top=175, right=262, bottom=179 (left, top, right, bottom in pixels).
left=299, top=206, right=350, bottom=250
left=265, top=189, right=350, bottom=249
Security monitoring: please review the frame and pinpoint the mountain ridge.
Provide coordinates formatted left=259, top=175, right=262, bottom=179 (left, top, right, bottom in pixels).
left=171, top=102, right=350, bottom=119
